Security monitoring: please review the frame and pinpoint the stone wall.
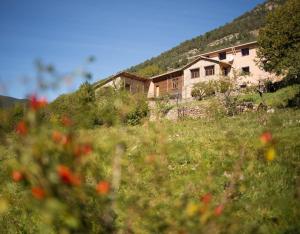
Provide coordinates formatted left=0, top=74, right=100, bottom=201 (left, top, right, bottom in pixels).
left=149, top=99, right=270, bottom=121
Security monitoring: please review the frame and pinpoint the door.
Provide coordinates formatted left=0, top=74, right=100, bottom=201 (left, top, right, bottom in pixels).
left=156, top=85, right=160, bottom=97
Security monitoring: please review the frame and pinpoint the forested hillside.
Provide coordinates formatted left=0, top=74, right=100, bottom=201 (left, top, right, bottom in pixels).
left=125, top=0, right=286, bottom=77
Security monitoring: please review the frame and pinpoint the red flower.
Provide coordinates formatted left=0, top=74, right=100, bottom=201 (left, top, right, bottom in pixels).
left=57, top=165, right=81, bottom=186
left=260, top=131, right=272, bottom=144
left=61, top=116, right=73, bottom=127
left=29, top=95, right=47, bottom=110
left=96, top=181, right=110, bottom=195
left=200, top=193, right=212, bottom=204
left=214, top=204, right=224, bottom=216
left=52, top=131, right=63, bottom=143
left=51, top=131, right=71, bottom=145
left=12, top=170, right=24, bottom=182
left=61, top=134, right=72, bottom=146
left=74, top=144, right=93, bottom=157
left=31, top=187, right=46, bottom=200
left=16, top=121, right=28, bottom=136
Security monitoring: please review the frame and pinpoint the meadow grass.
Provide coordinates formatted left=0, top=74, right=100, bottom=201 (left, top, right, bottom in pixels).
left=1, top=108, right=300, bottom=233
left=82, top=108, right=300, bottom=233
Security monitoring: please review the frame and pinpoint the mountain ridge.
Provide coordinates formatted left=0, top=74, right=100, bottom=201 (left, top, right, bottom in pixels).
left=0, top=95, right=27, bottom=109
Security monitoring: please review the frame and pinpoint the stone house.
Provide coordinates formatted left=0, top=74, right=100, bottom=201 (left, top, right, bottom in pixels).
left=94, top=41, right=279, bottom=100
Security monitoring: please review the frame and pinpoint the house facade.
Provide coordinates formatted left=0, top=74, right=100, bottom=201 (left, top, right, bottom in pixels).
left=94, top=72, right=151, bottom=95
left=94, top=41, right=279, bottom=100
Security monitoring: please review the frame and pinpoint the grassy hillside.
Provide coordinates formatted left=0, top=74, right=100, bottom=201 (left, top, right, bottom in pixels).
left=0, top=95, right=27, bottom=109
left=125, top=0, right=286, bottom=77
left=1, top=107, right=299, bottom=233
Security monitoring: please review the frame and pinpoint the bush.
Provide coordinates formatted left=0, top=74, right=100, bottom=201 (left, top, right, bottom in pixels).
left=47, top=83, right=149, bottom=128
left=215, top=78, right=233, bottom=94
left=155, top=95, right=174, bottom=118
left=191, top=81, right=215, bottom=100
left=238, top=84, right=300, bottom=108
left=0, top=103, right=25, bottom=136
left=1, top=97, right=114, bottom=233
left=126, top=99, right=149, bottom=125
left=96, top=87, right=149, bottom=126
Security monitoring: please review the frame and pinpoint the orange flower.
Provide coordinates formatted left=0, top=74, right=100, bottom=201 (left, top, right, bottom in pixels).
left=74, top=144, right=93, bottom=157
left=61, top=134, right=72, bottom=146
left=29, top=95, right=47, bottom=110
left=96, top=181, right=110, bottom=195
left=52, top=131, right=63, bottom=143
left=260, top=131, right=272, bottom=144
left=31, top=187, right=46, bottom=200
left=51, top=131, right=71, bottom=145
left=214, top=204, right=224, bottom=216
left=61, top=116, right=73, bottom=127
left=200, top=193, right=212, bottom=204
left=12, top=170, right=24, bottom=182
left=16, top=121, right=28, bottom=136
left=57, top=165, right=81, bottom=186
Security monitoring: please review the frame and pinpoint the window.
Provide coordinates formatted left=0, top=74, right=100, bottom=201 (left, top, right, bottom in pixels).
left=205, top=65, right=215, bottom=76
left=172, top=78, right=179, bottom=89
left=241, top=48, right=249, bottom=56
left=191, top=68, right=200, bottom=78
left=242, top=66, right=250, bottom=74
left=125, top=83, right=131, bottom=91
left=223, top=67, right=229, bottom=76
left=219, top=52, right=226, bottom=60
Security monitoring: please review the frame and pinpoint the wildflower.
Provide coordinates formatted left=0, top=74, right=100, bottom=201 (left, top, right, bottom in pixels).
left=260, top=131, right=272, bottom=144
left=61, top=134, right=72, bottom=146
left=185, top=202, right=199, bottom=217
left=52, top=131, right=63, bottom=143
left=74, top=144, right=93, bottom=157
left=12, top=170, right=24, bottom=182
left=200, top=193, right=212, bottom=204
left=57, top=165, right=81, bottom=186
left=96, top=181, right=110, bottom=195
left=265, top=147, right=276, bottom=161
left=61, top=116, right=73, bottom=127
left=52, top=131, right=71, bottom=145
left=31, top=187, right=46, bottom=200
left=214, top=204, right=224, bottom=216
left=16, top=121, right=28, bottom=136
left=29, top=95, right=47, bottom=110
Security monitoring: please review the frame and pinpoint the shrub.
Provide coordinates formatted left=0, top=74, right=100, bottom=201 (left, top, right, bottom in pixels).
left=215, top=78, right=233, bottom=94
left=191, top=81, right=215, bottom=100
left=3, top=96, right=114, bottom=233
left=126, top=99, right=149, bottom=125
left=96, top=88, right=149, bottom=126
left=47, top=83, right=149, bottom=128
left=238, top=84, right=300, bottom=108
left=155, top=95, right=174, bottom=117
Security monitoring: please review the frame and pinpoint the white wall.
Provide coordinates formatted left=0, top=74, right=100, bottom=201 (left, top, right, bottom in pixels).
left=182, top=59, right=222, bottom=99
left=208, top=45, right=276, bottom=85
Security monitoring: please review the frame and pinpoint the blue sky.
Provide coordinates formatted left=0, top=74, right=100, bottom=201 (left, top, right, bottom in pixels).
left=0, top=0, right=264, bottom=100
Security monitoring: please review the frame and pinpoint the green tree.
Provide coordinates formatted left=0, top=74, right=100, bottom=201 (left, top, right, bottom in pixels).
left=257, top=0, right=300, bottom=79
left=136, top=64, right=163, bottom=77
